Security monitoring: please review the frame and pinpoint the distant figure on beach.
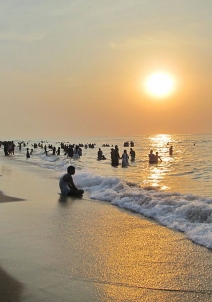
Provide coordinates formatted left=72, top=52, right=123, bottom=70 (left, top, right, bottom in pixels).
left=155, top=152, right=162, bottom=163
left=52, top=146, right=56, bottom=155
left=44, top=145, right=48, bottom=155
left=97, top=148, right=106, bottom=160
left=169, top=146, right=173, bottom=155
left=97, top=148, right=103, bottom=160
left=149, top=150, right=155, bottom=163
left=30, top=149, right=33, bottom=155
left=59, top=166, right=84, bottom=197
left=10, top=141, right=15, bottom=155
left=149, top=150, right=162, bottom=164
left=121, top=150, right=129, bottom=167
left=73, top=146, right=81, bottom=159
left=130, top=148, right=135, bottom=161
left=26, top=148, right=30, bottom=159
left=111, top=145, right=120, bottom=166
left=67, top=146, right=74, bottom=158
left=3, top=142, right=8, bottom=156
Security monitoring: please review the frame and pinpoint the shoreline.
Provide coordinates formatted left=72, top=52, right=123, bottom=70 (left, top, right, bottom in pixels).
left=0, top=190, right=25, bottom=203
left=0, top=156, right=212, bottom=301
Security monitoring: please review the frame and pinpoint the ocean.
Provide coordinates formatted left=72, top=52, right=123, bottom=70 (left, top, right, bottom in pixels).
left=1, top=133, right=212, bottom=249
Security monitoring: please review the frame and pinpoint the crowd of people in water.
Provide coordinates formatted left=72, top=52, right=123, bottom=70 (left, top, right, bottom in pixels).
left=0, top=140, right=175, bottom=167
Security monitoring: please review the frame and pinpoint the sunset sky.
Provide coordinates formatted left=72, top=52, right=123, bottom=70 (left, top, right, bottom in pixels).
left=1, top=0, right=212, bottom=139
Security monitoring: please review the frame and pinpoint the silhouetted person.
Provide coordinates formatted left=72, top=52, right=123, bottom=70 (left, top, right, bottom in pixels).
left=121, top=150, right=129, bottom=167
left=59, top=166, right=84, bottom=197
left=4, top=142, right=9, bottom=156
left=26, top=148, right=30, bottom=159
left=130, top=148, right=135, bottom=161
left=149, top=150, right=155, bottom=163
left=67, top=146, right=74, bottom=158
left=97, top=148, right=103, bottom=160
left=111, top=145, right=120, bottom=166
left=155, top=152, right=162, bottom=163
left=52, top=146, right=56, bottom=155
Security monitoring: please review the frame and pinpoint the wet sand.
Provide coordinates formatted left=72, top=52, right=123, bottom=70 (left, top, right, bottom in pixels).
left=0, top=156, right=212, bottom=302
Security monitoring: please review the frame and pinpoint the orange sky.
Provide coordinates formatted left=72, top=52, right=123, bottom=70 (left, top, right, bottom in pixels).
left=1, top=1, right=212, bottom=139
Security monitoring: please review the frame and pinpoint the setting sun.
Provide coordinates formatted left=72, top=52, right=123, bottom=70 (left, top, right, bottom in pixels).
left=144, top=72, right=176, bottom=98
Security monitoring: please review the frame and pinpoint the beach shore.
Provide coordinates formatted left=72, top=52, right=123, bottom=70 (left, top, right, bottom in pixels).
left=0, top=156, right=211, bottom=302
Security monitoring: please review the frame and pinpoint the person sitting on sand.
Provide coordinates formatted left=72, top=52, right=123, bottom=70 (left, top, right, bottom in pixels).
left=59, top=166, right=84, bottom=197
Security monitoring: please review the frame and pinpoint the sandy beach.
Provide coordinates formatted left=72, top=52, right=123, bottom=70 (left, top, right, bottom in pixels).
left=0, top=156, right=212, bottom=302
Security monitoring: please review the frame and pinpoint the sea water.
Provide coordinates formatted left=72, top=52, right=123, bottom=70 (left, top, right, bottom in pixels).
left=1, top=133, right=212, bottom=249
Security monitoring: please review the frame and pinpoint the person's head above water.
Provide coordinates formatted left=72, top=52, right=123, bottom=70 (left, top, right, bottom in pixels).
left=67, top=165, right=75, bottom=174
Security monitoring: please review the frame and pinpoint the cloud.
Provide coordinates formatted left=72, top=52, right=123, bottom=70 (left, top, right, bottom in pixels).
left=110, top=35, right=172, bottom=51
left=110, top=30, right=212, bottom=52
left=0, top=31, right=47, bottom=42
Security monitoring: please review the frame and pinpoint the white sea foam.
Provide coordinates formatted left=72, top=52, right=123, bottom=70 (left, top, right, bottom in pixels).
left=75, top=169, right=212, bottom=249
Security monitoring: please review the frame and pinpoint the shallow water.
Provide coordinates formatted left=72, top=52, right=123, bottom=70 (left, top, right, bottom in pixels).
left=1, top=133, right=212, bottom=249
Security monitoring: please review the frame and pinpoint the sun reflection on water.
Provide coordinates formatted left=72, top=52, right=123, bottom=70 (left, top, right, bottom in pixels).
left=149, top=134, right=172, bottom=148
left=143, top=134, right=174, bottom=190
left=148, top=166, right=164, bottom=188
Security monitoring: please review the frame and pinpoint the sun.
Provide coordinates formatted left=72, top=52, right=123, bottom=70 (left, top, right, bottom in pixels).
left=144, top=72, right=176, bottom=98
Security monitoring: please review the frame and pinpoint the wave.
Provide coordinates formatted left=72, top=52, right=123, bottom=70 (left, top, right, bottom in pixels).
left=75, top=170, right=212, bottom=250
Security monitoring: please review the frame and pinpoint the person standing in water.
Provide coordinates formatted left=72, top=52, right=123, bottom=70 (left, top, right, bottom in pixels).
left=59, top=166, right=84, bottom=197
left=148, top=150, right=155, bottom=163
left=26, top=148, right=30, bottom=159
left=155, top=152, right=162, bottom=163
left=130, top=148, right=135, bottom=161
left=97, top=148, right=103, bottom=160
left=121, top=149, right=129, bottom=167
left=112, top=145, right=121, bottom=166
